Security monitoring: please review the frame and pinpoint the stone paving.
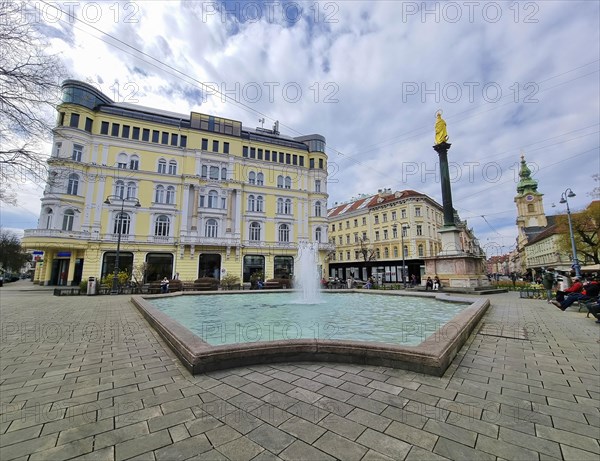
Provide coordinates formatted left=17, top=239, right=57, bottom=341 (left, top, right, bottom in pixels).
left=0, top=280, right=598, bottom=460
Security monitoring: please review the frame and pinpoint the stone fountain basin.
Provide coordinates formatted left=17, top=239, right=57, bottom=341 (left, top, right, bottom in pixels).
left=131, top=290, right=489, bottom=376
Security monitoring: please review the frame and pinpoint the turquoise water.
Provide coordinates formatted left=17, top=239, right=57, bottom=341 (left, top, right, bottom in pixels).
left=149, top=292, right=467, bottom=346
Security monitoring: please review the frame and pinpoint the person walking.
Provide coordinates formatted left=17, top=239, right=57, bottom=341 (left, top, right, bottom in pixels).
left=542, top=268, right=555, bottom=303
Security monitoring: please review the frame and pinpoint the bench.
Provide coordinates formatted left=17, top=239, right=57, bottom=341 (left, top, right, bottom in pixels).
left=53, top=287, right=81, bottom=296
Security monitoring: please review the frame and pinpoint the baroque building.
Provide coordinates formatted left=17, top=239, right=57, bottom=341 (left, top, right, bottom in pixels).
left=23, top=80, right=330, bottom=286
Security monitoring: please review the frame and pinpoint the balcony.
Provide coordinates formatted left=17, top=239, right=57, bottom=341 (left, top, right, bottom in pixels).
left=180, top=235, right=240, bottom=246
left=23, top=229, right=91, bottom=240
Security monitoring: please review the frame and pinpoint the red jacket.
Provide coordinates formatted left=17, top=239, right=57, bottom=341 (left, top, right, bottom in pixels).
left=565, top=281, right=583, bottom=293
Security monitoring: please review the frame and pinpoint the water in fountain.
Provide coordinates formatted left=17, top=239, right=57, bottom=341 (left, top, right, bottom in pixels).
left=295, top=241, right=322, bottom=304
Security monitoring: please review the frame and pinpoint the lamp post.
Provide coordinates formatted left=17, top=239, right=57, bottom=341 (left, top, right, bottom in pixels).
left=555, top=188, right=581, bottom=278
left=394, top=223, right=410, bottom=288
left=104, top=195, right=141, bottom=294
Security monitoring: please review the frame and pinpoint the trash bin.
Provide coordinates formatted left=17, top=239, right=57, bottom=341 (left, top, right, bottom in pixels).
left=87, top=276, right=97, bottom=295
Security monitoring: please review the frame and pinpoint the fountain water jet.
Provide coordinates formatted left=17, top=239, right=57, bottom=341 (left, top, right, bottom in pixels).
left=295, top=241, right=322, bottom=304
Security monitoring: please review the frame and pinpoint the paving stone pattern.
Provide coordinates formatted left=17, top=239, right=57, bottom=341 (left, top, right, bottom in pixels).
left=1, top=283, right=599, bottom=460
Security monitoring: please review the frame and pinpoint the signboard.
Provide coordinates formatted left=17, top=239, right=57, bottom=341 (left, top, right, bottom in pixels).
left=57, top=252, right=71, bottom=258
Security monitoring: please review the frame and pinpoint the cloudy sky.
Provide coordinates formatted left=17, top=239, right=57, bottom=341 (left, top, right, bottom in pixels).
left=2, top=0, right=599, bottom=255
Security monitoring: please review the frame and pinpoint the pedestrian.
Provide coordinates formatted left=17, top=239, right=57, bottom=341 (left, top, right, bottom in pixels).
left=160, top=277, right=169, bottom=293
left=425, top=277, right=433, bottom=291
left=542, top=268, right=555, bottom=303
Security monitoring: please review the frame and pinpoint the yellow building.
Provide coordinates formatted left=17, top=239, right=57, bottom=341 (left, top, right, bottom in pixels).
left=23, top=80, right=330, bottom=286
left=327, top=189, right=444, bottom=283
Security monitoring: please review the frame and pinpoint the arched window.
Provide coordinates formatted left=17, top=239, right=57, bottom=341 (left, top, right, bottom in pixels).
left=205, top=218, right=218, bottom=238
left=129, top=155, right=139, bottom=170
left=376, top=248, right=381, bottom=259
left=256, top=195, right=264, bottom=212
left=393, top=246, right=398, bottom=257
left=257, top=172, right=264, bottom=185
left=209, top=166, right=219, bottom=180
left=248, top=195, right=255, bottom=212
left=154, top=215, right=170, bottom=236
left=157, top=158, right=166, bottom=174
left=62, top=209, right=75, bottom=231
left=284, top=198, right=292, bottom=214
left=155, top=185, right=165, bottom=203
left=284, top=176, right=292, bottom=189
left=166, top=186, right=175, bottom=204
left=44, top=208, right=53, bottom=229
left=201, top=165, right=207, bottom=178
left=113, top=212, right=130, bottom=235
left=67, top=174, right=79, bottom=195
left=277, top=175, right=284, bottom=188
left=277, top=198, right=284, bottom=214
left=418, top=244, right=424, bottom=257
left=527, top=203, right=535, bottom=213
left=168, top=160, right=177, bottom=175
left=315, top=227, right=322, bottom=242
left=115, top=180, right=125, bottom=199
left=221, top=168, right=227, bottom=180
left=249, top=222, right=261, bottom=241
left=278, top=223, right=290, bottom=242
left=126, top=182, right=137, bottom=199
left=403, top=245, right=408, bottom=257
left=208, top=190, right=219, bottom=208
left=315, top=201, right=322, bottom=217
left=384, top=247, right=389, bottom=258
left=117, top=152, right=127, bottom=169
left=249, top=172, right=256, bottom=185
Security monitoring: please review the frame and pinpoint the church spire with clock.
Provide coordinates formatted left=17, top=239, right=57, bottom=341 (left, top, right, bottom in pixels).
left=515, top=154, right=547, bottom=249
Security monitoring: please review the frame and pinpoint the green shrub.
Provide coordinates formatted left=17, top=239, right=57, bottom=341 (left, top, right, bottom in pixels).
left=220, top=273, right=240, bottom=289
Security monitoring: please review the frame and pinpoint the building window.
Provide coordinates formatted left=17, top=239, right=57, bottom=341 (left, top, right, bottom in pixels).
left=70, top=113, right=80, bottom=128
left=362, top=217, right=366, bottom=225
left=248, top=195, right=255, bottom=212
left=315, top=227, right=322, bottom=242
left=209, top=166, right=219, bottom=180
left=223, top=142, right=229, bottom=154
left=375, top=231, right=380, bottom=241
left=85, top=117, right=93, bottom=132
left=383, top=229, right=388, bottom=240
left=243, top=146, right=248, bottom=158
left=383, top=213, right=387, bottom=222
left=54, top=142, right=62, bottom=157
left=113, top=212, right=130, bottom=235
left=154, top=215, right=170, bottom=236
left=402, top=226, right=408, bottom=237
left=122, top=125, right=130, bottom=138
left=250, top=148, right=256, bottom=159
left=72, top=144, right=83, bottom=162
left=67, top=174, right=79, bottom=195
left=201, top=165, right=207, bottom=178
left=374, top=215, right=379, bottom=224
left=152, top=130, right=159, bottom=143
left=346, top=235, right=350, bottom=244
left=161, top=132, right=169, bottom=144
left=132, top=127, right=140, bottom=140
left=315, top=201, right=322, bottom=217
left=115, top=180, right=125, bottom=198
left=154, top=185, right=165, bottom=203
left=256, top=195, right=264, bottom=212
left=391, top=211, right=397, bottom=221
left=315, top=180, right=321, bottom=192
left=319, top=159, right=324, bottom=169
left=171, top=133, right=178, bottom=146
left=207, top=190, right=219, bottom=208
left=205, top=218, right=218, bottom=238
left=278, top=223, right=290, bottom=242
left=418, top=244, right=424, bottom=257
left=277, top=176, right=284, bottom=188
left=126, top=182, right=137, bottom=199
left=166, top=186, right=175, bottom=204
left=213, top=140, right=219, bottom=152
left=401, top=209, right=407, bottom=218
left=180, top=135, right=187, bottom=147
left=384, top=247, right=389, bottom=258
left=112, top=123, right=120, bottom=137
left=393, top=247, right=398, bottom=257
left=274, top=256, right=294, bottom=279
left=404, top=245, right=408, bottom=257
left=257, top=149, right=263, bottom=160
left=62, top=209, right=75, bottom=231
left=332, top=224, right=336, bottom=232
left=142, top=128, right=150, bottom=141
left=221, top=168, right=227, bottom=180
left=528, top=204, right=535, bottom=212
left=277, top=198, right=284, bottom=214
left=157, top=159, right=166, bottom=174
left=309, top=158, right=315, bottom=169
left=202, top=138, right=208, bottom=150
left=168, top=160, right=177, bottom=175
left=284, top=199, right=292, bottom=214
left=45, top=208, right=53, bottom=229
left=416, top=225, right=422, bottom=236
left=415, top=207, right=421, bottom=217
left=101, top=121, right=109, bottom=135
left=284, top=176, right=291, bottom=189
left=249, top=222, right=261, bottom=241
left=249, top=172, right=256, bottom=185
left=257, top=172, right=264, bottom=185
left=129, top=155, right=139, bottom=170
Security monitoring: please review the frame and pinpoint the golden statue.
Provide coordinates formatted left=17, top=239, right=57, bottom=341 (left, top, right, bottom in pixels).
left=435, top=110, right=449, bottom=145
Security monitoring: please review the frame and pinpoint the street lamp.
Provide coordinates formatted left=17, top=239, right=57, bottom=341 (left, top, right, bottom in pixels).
left=104, top=195, right=141, bottom=294
left=554, top=188, right=581, bottom=278
left=394, top=223, right=410, bottom=288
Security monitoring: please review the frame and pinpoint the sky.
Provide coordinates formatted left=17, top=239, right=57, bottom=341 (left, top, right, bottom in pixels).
left=1, top=0, right=599, bottom=256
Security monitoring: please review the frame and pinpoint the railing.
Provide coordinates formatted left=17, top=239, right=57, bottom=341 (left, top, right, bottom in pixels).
left=24, top=229, right=91, bottom=239
left=180, top=235, right=240, bottom=246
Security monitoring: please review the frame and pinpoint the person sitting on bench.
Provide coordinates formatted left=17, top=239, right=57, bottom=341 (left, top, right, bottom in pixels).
left=552, top=277, right=597, bottom=311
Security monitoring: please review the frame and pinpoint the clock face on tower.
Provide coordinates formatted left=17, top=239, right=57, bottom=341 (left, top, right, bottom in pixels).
left=526, top=195, right=534, bottom=202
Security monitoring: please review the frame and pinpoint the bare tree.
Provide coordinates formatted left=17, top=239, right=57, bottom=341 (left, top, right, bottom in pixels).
left=358, top=237, right=377, bottom=262
left=0, top=1, right=65, bottom=203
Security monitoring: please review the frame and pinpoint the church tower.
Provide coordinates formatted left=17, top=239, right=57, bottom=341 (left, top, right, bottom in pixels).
left=515, top=154, right=547, bottom=249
